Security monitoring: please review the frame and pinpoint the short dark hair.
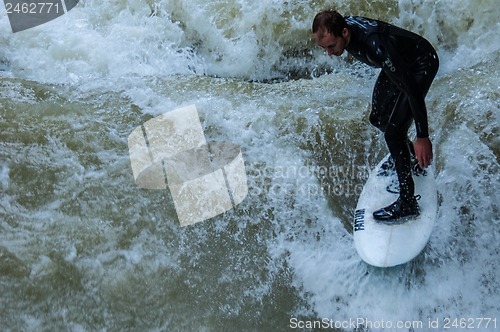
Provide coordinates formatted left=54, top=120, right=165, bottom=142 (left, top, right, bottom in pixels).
left=312, top=10, right=348, bottom=37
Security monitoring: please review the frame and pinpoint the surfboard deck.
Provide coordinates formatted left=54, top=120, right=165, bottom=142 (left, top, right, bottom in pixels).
left=353, top=153, right=437, bottom=267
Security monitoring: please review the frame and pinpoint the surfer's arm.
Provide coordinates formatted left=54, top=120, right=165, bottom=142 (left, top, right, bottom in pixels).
left=384, top=53, right=433, bottom=167
left=376, top=37, right=430, bottom=138
left=383, top=55, right=433, bottom=167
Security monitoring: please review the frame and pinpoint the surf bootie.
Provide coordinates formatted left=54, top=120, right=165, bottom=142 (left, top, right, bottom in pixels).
left=373, top=195, right=420, bottom=222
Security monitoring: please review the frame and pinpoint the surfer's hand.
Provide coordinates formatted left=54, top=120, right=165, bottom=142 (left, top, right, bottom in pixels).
left=414, top=137, right=433, bottom=169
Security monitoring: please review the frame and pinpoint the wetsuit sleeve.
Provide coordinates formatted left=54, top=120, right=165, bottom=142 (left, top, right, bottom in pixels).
left=370, top=35, right=429, bottom=138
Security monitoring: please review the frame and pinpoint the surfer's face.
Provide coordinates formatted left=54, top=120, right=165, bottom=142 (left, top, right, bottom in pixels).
left=314, top=28, right=349, bottom=57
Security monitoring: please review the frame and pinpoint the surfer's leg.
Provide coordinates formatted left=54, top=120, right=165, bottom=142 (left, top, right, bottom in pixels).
left=370, top=71, right=414, bottom=171
left=373, top=105, right=420, bottom=221
left=372, top=86, right=419, bottom=221
left=370, top=71, right=399, bottom=132
left=384, top=99, right=415, bottom=201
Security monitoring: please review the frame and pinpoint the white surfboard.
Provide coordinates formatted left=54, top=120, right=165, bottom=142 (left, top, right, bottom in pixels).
left=353, top=154, right=437, bottom=267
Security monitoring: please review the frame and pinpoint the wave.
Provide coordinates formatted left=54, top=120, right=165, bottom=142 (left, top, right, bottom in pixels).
left=1, top=0, right=498, bottom=84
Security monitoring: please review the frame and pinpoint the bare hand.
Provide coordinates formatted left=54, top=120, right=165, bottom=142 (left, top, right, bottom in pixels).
left=414, top=137, right=433, bottom=169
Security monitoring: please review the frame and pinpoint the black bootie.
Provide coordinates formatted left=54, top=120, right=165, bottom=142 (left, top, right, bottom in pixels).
left=373, top=195, right=420, bottom=223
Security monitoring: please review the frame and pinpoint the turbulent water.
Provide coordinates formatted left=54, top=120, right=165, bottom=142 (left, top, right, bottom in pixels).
left=0, top=0, right=498, bottom=331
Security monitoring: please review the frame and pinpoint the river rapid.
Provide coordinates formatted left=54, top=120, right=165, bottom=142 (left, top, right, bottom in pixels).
left=0, top=0, right=498, bottom=331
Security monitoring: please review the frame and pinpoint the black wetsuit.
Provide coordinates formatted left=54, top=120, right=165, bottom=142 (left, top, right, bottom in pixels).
left=345, top=16, right=439, bottom=201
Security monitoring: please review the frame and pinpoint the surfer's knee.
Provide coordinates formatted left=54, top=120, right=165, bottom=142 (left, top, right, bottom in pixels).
left=384, top=123, right=406, bottom=146
left=384, top=123, right=397, bottom=140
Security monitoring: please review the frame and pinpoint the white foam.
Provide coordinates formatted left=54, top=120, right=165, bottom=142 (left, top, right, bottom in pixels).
left=0, top=164, right=9, bottom=190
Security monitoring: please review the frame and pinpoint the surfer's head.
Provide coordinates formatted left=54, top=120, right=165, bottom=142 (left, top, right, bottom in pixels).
left=312, top=10, right=347, bottom=37
left=312, top=10, right=350, bottom=57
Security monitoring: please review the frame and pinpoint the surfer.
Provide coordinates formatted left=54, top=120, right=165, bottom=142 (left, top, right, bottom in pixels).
left=312, top=10, right=439, bottom=222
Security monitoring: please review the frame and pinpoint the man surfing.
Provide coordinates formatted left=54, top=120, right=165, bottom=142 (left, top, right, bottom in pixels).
left=312, top=10, right=439, bottom=222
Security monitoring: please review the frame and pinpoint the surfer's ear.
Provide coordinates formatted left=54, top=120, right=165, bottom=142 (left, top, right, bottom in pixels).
left=342, top=27, right=349, bottom=39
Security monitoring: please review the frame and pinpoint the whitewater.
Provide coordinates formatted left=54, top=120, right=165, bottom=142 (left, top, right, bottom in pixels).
left=0, top=0, right=498, bottom=331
